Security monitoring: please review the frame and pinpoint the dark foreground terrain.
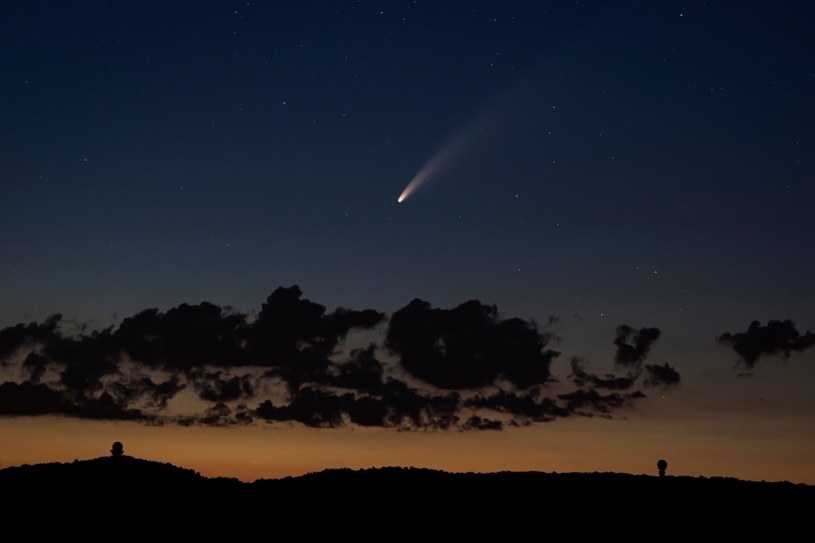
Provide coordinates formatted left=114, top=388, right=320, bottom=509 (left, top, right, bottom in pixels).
left=1, top=456, right=811, bottom=533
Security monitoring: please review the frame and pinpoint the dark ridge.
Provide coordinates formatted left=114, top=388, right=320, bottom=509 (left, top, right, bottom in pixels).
left=2, top=458, right=811, bottom=529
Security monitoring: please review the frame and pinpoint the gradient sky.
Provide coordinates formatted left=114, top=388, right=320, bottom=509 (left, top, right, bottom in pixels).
left=2, top=1, right=814, bottom=483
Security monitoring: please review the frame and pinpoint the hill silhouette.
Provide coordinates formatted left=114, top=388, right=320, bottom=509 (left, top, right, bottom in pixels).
left=2, top=457, right=811, bottom=531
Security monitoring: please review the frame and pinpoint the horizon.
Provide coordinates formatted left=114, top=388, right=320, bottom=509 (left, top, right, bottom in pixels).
left=2, top=2, right=814, bottom=487
left=4, top=431, right=811, bottom=486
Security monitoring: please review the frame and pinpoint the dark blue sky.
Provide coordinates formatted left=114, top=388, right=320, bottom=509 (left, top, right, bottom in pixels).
left=2, top=0, right=814, bottom=341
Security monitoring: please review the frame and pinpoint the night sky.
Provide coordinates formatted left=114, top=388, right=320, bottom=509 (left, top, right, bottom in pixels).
left=2, top=1, right=814, bottom=483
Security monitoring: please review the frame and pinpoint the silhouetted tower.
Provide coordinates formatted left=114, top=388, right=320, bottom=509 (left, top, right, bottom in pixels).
left=111, top=441, right=124, bottom=457
left=657, top=459, right=668, bottom=477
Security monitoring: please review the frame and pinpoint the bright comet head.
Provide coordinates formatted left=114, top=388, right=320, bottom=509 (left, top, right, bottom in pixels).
left=397, top=186, right=413, bottom=202
left=397, top=176, right=423, bottom=204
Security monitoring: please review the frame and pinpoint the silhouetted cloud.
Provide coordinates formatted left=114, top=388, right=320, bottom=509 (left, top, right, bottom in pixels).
left=569, top=358, right=636, bottom=390
left=556, top=389, right=644, bottom=416
left=644, top=363, right=680, bottom=387
left=465, top=383, right=646, bottom=423
left=381, top=378, right=461, bottom=429
left=115, top=303, right=247, bottom=372
left=248, top=286, right=385, bottom=390
left=0, top=314, right=61, bottom=361
left=255, top=387, right=349, bottom=428
left=0, top=287, right=654, bottom=429
left=386, top=299, right=559, bottom=389
left=466, top=388, right=568, bottom=422
left=114, top=286, right=385, bottom=390
left=251, top=378, right=464, bottom=430
left=0, top=381, right=151, bottom=421
left=345, top=395, right=388, bottom=427
left=21, top=352, right=50, bottom=383
left=322, top=345, right=384, bottom=395
left=614, top=325, right=661, bottom=368
left=717, top=320, right=815, bottom=368
left=190, top=371, right=255, bottom=403
left=0, top=381, right=72, bottom=416
left=107, top=375, right=185, bottom=409
left=462, top=415, right=503, bottom=430
left=178, top=402, right=254, bottom=427
left=74, top=392, right=153, bottom=421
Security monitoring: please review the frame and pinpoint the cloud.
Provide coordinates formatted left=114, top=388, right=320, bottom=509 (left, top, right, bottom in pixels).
left=644, top=363, right=680, bottom=388
left=345, top=395, right=388, bottom=427
left=0, top=380, right=72, bottom=416
left=614, top=325, right=661, bottom=368
left=0, top=381, right=152, bottom=421
left=378, top=378, right=460, bottom=430
left=321, top=345, right=385, bottom=395
left=0, top=287, right=655, bottom=430
left=73, top=391, right=154, bottom=421
left=556, top=389, right=644, bottom=416
left=22, top=352, right=50, bottom=383
left=0, top=314, right=61, bottom=362
left=0, top=314, right=120, bottom=394
left=114, top=286, right=385, bottom=390
left=569, top=358, right=636, bottom=390
left=0, top=285, right=385, bottom=423
left=114, top=303, right=246, bottom=371
left=386, top=299, right=559, bottom=389
left=462, top=415, right=503, bottom=431
left=178, top=402, right=254, bottom=427
left=251, top=378, right=464, bottom=430
left=107, top=375, right=185, bottom=409
left=255, top=387, right=350, bottom=428
left=466, top=383, right=647, bottom=424
left=189, top=371, right=255, bottom=403
left=466, top=388, right=568, bottom=422
left=248, top=286, right=386, bottom=390
left=717, top=320, right=815, bottom=368
left=51, top=331, right=122, bottom=395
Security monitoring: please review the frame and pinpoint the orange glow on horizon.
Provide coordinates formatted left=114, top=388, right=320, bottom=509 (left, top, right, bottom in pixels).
left=2, top=411, right=814, bottom=484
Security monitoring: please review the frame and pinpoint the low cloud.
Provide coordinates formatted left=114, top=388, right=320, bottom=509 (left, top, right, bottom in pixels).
left=614, top=325, right=661, bottom=368
left=556, top=389, right=644, bottom=417
left=0, top=380, right=152, bottom=421
left=569, top=358, right=636, bottom=390
left=644, top=363, right=680, bottom=388
left=386, top=299, right=559, bottom=389
left=320, top=345, right=385, bottom=395
left=466, top=388, right=568, bottom=423
left=189, top=371, right=255, bottom=403
left=0, top=287, right=657, bottom=430
left=462, top=415, right=503, bottom=431
left=107, top=375, right=185, bottom=409
left=718, top=320, right=815, bottom=368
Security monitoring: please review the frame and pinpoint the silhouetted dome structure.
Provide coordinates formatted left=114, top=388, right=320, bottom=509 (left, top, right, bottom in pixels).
left=111, top=441, right=124, bottom=457
left=657, top=459, right=668, bottom=477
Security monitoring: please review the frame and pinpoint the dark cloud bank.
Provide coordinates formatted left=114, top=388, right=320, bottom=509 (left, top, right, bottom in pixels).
left=0, top=286, right=687, bottom=430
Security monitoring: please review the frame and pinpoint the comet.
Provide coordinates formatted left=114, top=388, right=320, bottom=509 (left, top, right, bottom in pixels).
left=396, top=72, right=542, bottom=203
left=396, top=126, right=477, bottom=203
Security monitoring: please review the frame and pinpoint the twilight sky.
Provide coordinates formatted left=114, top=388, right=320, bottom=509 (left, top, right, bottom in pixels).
left=2, top=1, right=814, bottom=483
